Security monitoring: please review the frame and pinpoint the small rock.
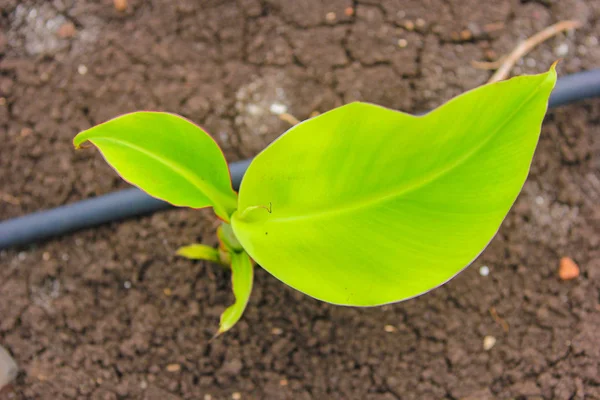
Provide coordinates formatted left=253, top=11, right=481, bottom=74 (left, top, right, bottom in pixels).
left=0, top=346, right=18, bottom=390
left=279, top=378, right=288, bottom=386
left=269, top=103, right=287, bottom=115
left=57, top=22, right=76, bottom=38
left=483, top=335, right=496, bottom=351
left=77, top=64, right=88, bottom=75
left=403, top=20, right=415, bottom=31
left=271, top=327, right=283, bottom=335
left=114, top=0, right=127, bottom=11
left=325, top=12, right=336, bottom=22
left=460, top=29, right=472, bottom=41
left=384, top=325, right=396, bottom=333
left=232, top=392, right=241, bottom=400
left=166, top=364, right=180, bottom=372
left=479, top=265, right=490, bottom=277
left=344, top=7, right=354, bottom=16
left=558, top=257, right=579, bottom=280
left=483, top=336, right=496, bottom=351
left=163, top=288, right=172, bottom=296
left=397, top=39, right=408, bottom=48
left=554, top=43, right=569, bottom=57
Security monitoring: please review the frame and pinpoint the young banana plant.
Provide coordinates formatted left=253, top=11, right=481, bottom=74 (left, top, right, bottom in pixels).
left=74, top=66, right=557, bottom=334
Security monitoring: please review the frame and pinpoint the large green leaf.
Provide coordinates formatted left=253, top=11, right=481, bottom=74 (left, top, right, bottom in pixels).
left=74, top=112, right=237, bottom=221
left=232, top=69, right=556, bottom=306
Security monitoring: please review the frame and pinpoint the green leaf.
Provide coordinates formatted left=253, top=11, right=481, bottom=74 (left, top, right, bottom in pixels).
left=217, top=250, right=254, bottom=335
left=232, top=68, right=556, bottom=306
left=74, top=112, right=237, bottom=222
left=176, top=244, right=221, bottom=263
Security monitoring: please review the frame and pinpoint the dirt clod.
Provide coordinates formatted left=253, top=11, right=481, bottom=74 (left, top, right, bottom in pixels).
left=0, top=346, right=18, bottom=390
left=56, top=22, right=76, bottom=39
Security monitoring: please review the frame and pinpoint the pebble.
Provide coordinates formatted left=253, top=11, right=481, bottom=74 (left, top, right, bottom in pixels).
left=479, top=265, right=490, bottom=277
left=140, top=380, right=148, bottom=389
left=525, top=58, right=536, bottom=68
left=114, top=0, right=127, bottom=11
left=77, top=64, right=88, bottom=75
left=558, top=257, right=579, bottom=280
left=204, top=395, right=213, bottom=400
left=163, top=288, right=172, bottom=296
left=124, top=281, right=132, bottom=289
left=271, top=327, right=283, bottom=335
left=269, top=103, right=287, bottom=115
left=166, top=364, right=181, bottom=372
left=279, top=378, right=288, bottom=386
left=57, top=22, right=76, bottom=38
left=403, top=20, right=415, bottom=31
left=0, top=97, right=6, bottom=106
left=344, top=7, right=354, bottom=17
left=460, top=29, right=472, bottom=41
left=384, top=325, right=396, bottom=333
left=535, top=196, right=544, bottom=205
left=0, top=346, right=18, bottom=390
left=232, top=392, right=242, bottom=400
left=554, top=43, right=569, bottom=57
left=585, top=36, right=598, bottom=47
left=397, top=39, right=408, bottom=48
left=325, top=12, right=336, bottom=22
left=483, top=335, right=496, bottom=351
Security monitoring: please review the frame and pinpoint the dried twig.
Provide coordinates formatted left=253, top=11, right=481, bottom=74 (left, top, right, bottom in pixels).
left=473, top=20, right=582, bottom=84
left=278, top=113, right=301, bottom=126
left=471, top=58, right=506, bottom=70
left=489, top=306, right=510, bottom=333
left=0, top=192, right=20, bottom=205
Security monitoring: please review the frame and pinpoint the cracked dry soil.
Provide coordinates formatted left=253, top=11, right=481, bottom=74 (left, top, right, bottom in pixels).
left=1, top=0, right=599, bottom=399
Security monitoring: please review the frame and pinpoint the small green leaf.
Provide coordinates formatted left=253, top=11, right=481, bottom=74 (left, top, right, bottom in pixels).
left=217, top=250, right=254, bottom=335
left=177, top=244, right=221, bottom=263
left=232, top=68, right=556, bottom=306
left=74, top=112, right=237, bottom=221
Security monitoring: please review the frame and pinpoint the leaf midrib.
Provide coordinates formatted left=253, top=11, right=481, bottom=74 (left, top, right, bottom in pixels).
left=265, top=81, right=547, bottom=224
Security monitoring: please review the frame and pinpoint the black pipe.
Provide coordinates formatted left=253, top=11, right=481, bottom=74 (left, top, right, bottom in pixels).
left=1, top=70, right=600, bottom=250
left=0, top=159, right=251, bottom=250
left=548, top=69, right=600, bottom=107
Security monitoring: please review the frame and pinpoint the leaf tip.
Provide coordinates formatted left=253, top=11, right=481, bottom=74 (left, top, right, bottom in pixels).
left=73, top=130, right=93, bottom=150
left=210, top=330, right=224, bottom=341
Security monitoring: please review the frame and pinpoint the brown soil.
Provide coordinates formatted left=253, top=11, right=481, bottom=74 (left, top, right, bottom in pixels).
left=1, top=0, right=599, bottom=399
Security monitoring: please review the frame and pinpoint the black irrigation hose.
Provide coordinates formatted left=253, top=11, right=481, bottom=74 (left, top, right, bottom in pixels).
left=1, top=70, right=600, bottom=250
